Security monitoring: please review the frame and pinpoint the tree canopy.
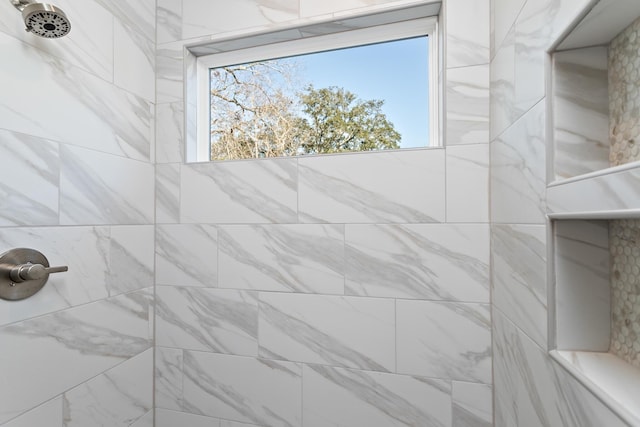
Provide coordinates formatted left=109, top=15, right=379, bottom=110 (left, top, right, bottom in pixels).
left=209, top=61, right=401, bottom=160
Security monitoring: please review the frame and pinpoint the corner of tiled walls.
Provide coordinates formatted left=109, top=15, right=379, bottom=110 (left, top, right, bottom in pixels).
left=490, top=0, right=631, bottom=425
left=155, top=1, right=492, bottom=426
left=0, top=0, right=156, bottom=425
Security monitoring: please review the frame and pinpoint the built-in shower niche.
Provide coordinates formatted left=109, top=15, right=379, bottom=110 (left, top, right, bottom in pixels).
left=551, top=0, right=640, bottom=182
left=552, top=218, right=640, bottom=425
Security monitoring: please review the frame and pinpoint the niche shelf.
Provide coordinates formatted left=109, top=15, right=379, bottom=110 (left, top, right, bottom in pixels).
left=548, top=1, right=640, bottom=425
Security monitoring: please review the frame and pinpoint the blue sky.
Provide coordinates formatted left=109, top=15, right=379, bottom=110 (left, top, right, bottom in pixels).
left=285, top=36, right=429, bottom=148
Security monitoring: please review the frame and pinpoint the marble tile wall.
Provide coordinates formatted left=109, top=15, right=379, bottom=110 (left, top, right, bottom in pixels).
left=490, top=0, right=632, bottom=425
left=155, top=0, right=492, bottom=426
left=0, top=0, right=155, bottom=425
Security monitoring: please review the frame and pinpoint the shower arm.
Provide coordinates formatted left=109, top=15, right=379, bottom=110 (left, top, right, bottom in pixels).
left=10, top=0, right=32, bottom=11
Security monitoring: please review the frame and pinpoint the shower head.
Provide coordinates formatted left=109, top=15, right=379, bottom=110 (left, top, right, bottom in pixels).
left=11, top=1, right=70, bottom=38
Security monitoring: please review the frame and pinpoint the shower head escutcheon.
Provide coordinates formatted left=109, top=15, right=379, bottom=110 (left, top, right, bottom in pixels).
left=10, top=0, right=70, bottom=38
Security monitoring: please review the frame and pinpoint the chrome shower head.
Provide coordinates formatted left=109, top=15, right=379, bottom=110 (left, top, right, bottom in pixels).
left=11, top=1, right=70, bottom=38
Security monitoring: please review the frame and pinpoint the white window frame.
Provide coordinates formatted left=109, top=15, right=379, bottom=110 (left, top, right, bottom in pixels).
left=191, top=17, right=439, bottom=162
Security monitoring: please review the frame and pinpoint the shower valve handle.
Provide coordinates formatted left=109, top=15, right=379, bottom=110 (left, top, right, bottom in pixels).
left=10, top=263, right=68, bottom=283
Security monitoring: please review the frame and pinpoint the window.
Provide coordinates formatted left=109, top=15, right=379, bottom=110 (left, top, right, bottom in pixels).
left=187, top=8, right=440, bottom=162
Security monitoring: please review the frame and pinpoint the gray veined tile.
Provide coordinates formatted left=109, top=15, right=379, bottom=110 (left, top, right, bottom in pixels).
left=446, top=0, right=490, bottom=68
left=218, top=224, right=345, bottom=294
left=0, top=288, right=153, bottom=424
left=0, top=226, right=111, bottom=326
left=491, top=99, right=546, bottom=224
left=346, top=224, right=490, bottom=302
left=59, top=145, right=154, bottom=225
left=156, top=163, right=181, bottom=224
left=303, top=364, right=452, bottom=427
left=490, top=25, right=516, bottom=140
left=446, top=144, right=490, bottom=223
left=63, top=349, right=153, bottom=427
left=155, top=409, right=221, bottom=427
left=452, top=382, right=492, bottom=427
left=0, top=397, right=63, bottom=427
left=0, top=129, right=59, bottom=226
left=492, top=224, right=548, bottom=348
left=298, top=149, right=445, bottom=223
left=258, top=293, right=395, bottom=372
left=157, top=0, right=183, bottom=44
left=0, top=32, right=153, bottom=161
left=181, top=0, right=299, bottom=40
left=180, top=159, right=297, bottom=224
left=156, top=286, right=259, bottom=356
left=182, top=351, right=302, bottom=427
left=157, top=41, right=185, bottom=104
left=107, top=226, right=154, bottom=296
left=130, top=410, right=154, bottom=427
left=155, top=224, right=218, bottom=287
left=397, top=300, right=492, bottom=384
left=156, top=347, right=184, bottom=411
left=493, top=309, right=629, bottom=427
left=446, top=64, right=490, bottom=145
left=156, top=102, right=185, bottom=164
left=114, top=20, right=155, bottom=102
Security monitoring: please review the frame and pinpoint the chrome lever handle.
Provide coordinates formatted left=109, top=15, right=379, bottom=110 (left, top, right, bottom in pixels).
left=10, top=263, right=69, bottom=283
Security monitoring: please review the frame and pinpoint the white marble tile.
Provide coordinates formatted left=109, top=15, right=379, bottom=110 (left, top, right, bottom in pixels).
left=259, top=293, right=395, bottom=372
left=0, top=32, right=152, bottom=161
left=446, top=0, right=490, bottom=68
left=490, top=26, right=515, bottom=140
left=552, top=47, right=609, bottom=180
left=157, top=41, right=184, bottom=104
left=157, top=102, right=184, bottom=163
left=446, top=144, right=489, bottom=223
left=182, top=351, right=302, bottom=427
left=156, top=163, right=181, bottom=224
left=130, top=410, right=154, bottom=427
left=1, top=397, right=62, bottom=427
left=493, top=309, right=629, bottom=427
left=157, top=286, right=258, bottom=355
left=94, top=0, right=155, bottom=41
left=299, top=0, right=414, bottom=17
left=0, top=288, right=153, bottom=424
left=155, top=224, right=218, bottom=287
left=59, top=146, right=154, bottom=225
left=0, top=226, right=110, bottom=326
left=345, top=224, right=490, bottom=302
left=0, top=0, right=113, bottom=82
left=492, top=224, right=548, bottom=348
left=446, top=65, right=490, bottom=145
left=491, top=0, right=525, bottom=54
left=63, top=349, right=153, bottom=427
left=156, top=409, right=220, bottom=427
left=547, top=166, right=640, bottom=214
left=157, top=0, right=183, bottom=43
left=303, top=364, right=452, bottom=427
left=514, top=0, right=592, bottom=115
left=555, top=220, right=610, bottom=351
left=156, top=347, right=184, bottom=411
left=452, top=382, right=492, bottom=427
left=106, top=225, right=154, bottom=296
left=299, top=149, right=445, bottom=223
left=397, top=300, right=492, bottom=383
left=220, top=420, right=263, bottom=427
left=218, top=225, right=344, bottom=294
left=491, top=99, right=546, bottom=224
left=182, top=0, right=299, bottom=40
left=180, top=159, right=298, bottom=224
left=114, top=20, right=155, bottom=102
left=0, top=129, right=59, bottom=226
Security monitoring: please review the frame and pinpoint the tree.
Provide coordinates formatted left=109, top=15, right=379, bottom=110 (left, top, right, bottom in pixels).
left=296, top=85, right=401, bottom=154
left=209, top=62, right=301, bottom=160
left=209, top=61, right=401, bottom=160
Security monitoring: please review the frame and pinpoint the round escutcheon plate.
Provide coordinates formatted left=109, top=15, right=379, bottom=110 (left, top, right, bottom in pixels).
left=0, top=248, right=50, bottom=301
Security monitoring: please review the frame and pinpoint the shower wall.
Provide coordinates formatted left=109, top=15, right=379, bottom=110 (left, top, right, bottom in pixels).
left=0, top=0, right=155, bottom=425
left=154, top=0, right=491, bottom=426
left=490, top=0, right=630, bottom=425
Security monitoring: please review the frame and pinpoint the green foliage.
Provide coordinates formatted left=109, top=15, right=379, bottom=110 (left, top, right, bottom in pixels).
left=209, top=62, right=401, bottom=160
left=296, top=85, right=401, bottom=154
